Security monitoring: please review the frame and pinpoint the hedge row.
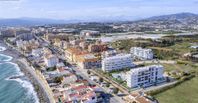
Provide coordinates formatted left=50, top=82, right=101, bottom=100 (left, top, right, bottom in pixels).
left=147, top=74, right=196, bottom=96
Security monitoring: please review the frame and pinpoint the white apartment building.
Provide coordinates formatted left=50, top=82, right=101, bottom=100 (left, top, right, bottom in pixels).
left=130, top=47, right=154, bottom=60
left=44, top=55, right=59, bottom=67
left=32, top=48, right=43, bottom=57
left=127, top=65, right=164, bottom=88
left=102, top=50, right=117, bottom=58
left=102, top=54, right=134, bottom=72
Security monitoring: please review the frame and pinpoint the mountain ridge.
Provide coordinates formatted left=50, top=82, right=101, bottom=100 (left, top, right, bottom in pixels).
left=0, top=12, right=198, bottom=26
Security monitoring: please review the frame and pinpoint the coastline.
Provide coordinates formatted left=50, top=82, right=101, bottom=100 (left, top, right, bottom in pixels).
left=0, top=39, right=52, bottom=103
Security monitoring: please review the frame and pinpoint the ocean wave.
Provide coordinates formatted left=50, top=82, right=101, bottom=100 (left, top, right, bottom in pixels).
left=0, top=46, right=6, bottom=51
left=1, top=62, right=24, bottom=76
left=0, top=49, right=40, bottom=103
left=4, top=62, right=39, bottom=103
left=8, top=78, right=40, bottom=103
left=0, top=54, right=13, bottom=62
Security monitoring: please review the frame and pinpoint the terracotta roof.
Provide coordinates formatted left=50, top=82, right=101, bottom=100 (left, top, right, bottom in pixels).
left=130, top=93, right=139, bottom=97
left=77, top=54, right=99, bottom=62
left=72, top=85, right=88, bottom=91
left=67, top=47, right=89, bottom=55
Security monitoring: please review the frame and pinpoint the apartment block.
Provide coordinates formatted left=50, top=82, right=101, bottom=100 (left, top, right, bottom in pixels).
left=44, top=55, right=59, bottom=67
left=127, top=65, right=164, bottom=88
left=102, top=54, right=134, bottom=72
left=130, top=47, right=153, bottom=60
left=76, top=54, right=101, bottom=69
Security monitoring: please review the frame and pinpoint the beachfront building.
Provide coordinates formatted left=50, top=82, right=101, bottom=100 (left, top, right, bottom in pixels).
left=130, top=47, right=153, bottom=60
left=16, top=39, right=39, bottom=52
left=44, top=55, right=59, bottom=67
left=126, top=65, right=164, bottom=88
left=102, top=54, right=134, bottom=72
left=76, top=54, right=101, bottom=69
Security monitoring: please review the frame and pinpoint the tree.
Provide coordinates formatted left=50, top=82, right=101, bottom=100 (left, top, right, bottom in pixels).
left=166, top=77, right=170, bottom=82
left=63, top=61, right=69, bottom=66
left=54, top=76, right=63, bottom=83
left=87, top=70, right=91, bottom=75
left=99, top=77, right=104, bottom=83
left=106, top=82, right=110, bottom=87
left=113, top=88, right=119, bottom=94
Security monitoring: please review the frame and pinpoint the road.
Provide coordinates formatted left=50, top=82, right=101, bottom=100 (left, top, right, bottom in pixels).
left=71, top=66, right=124, bottom=103
left=34, top=35, right=66, bottom=60
left=134, top=60, right=176, bottom=65
left=143, top=81, right=178, bottom=93
left=90, top=69, right=130, bottom=94
left=35, top=35, right=125, bottom=103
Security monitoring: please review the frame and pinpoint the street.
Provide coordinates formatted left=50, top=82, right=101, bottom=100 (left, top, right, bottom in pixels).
left=35, top=35, right=125, bottom=103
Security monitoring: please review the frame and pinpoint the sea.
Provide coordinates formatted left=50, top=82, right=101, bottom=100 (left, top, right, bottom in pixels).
left=0, top=46, right=39, bottom=103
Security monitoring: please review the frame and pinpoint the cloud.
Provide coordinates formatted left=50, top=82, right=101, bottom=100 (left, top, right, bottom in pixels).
left=0, top=0, right=198, bottom=19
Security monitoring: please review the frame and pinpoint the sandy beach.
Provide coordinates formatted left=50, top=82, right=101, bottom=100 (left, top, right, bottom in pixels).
left=0, top=38, right=52, bottom=103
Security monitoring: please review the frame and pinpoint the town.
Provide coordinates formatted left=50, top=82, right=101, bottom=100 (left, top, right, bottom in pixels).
left=1, top=17, right=198, bottom=103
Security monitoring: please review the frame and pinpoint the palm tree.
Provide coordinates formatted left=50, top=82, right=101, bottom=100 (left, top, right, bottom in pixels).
left=99, top=77, right=104, bottom=83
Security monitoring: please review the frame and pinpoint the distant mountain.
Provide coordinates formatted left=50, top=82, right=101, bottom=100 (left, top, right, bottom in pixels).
left=1, top=12, right=198, bottom=26
left=0, top=16, right=139, bottom=26
left=0, top=18, right=67, bottom=26
left=145, top=12, right=198, bottom=22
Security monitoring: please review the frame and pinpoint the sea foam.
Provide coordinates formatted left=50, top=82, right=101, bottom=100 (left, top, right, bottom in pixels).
left=8, top=78, right=40, bottom=103
left=0, top=46, right=6, bottom=51
left=0, top=54, right=13, bottom=62
left=0, top=50, right=40, bottom=103
left=6, top=62, right=40, bottom=103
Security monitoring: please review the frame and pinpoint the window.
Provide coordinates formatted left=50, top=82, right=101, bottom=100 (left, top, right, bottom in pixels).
left=138, top=78, right=141, bottom=82
left=92, top=97, right=95, bottom=100
left=152, top=72, right=154, bottom=76
left=156, top=71, right=158, bottom=75
left=145, top=76, right=148, bottom=80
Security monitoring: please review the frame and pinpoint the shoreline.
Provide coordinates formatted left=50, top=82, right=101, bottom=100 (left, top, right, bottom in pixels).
left=0, top=39, right=51, bottom=103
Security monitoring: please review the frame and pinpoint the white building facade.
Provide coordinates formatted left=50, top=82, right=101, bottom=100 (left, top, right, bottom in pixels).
left=130, top=47, right=153, bottom=60
left=102, top=54, right=134, bottom=72
left=127, top=65, right=164, bottom=88
left=32, top=48, right=43, bottom=57
left=44, top=55, right=59, bottom=67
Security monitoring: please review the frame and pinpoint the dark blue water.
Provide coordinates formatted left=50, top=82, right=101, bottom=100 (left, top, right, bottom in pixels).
left=0, top=46, right=39, bottom=103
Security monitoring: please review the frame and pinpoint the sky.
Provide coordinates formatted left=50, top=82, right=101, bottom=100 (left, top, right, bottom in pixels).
left=0, top=0, right=198, bottom=20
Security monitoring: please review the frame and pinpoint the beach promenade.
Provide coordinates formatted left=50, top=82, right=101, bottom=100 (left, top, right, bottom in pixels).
left=16, top=59, right=55, bottom=103
left=0, top=38, right=55, bottom=103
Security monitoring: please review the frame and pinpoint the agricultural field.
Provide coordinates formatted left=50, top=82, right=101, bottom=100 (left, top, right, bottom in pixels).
left=145, top=62, right=198, bottom=103
left=154, top=77, right=198, bottom=103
